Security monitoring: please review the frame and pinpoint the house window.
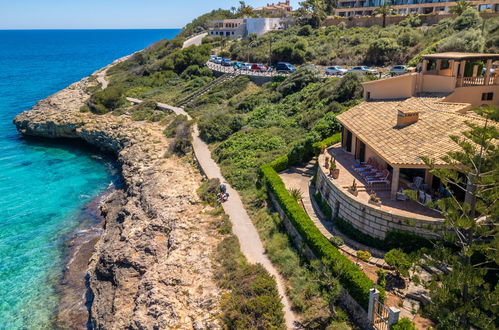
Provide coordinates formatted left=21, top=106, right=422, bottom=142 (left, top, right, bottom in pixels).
left=482, top=92, right=494, bottom=101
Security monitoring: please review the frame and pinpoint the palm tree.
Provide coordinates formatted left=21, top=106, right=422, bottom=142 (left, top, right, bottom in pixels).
left=289, top=188, right=304, bottom=203
left=450, top=0, right=471, bottom=15
left=374, top=1, right=394, bottom=28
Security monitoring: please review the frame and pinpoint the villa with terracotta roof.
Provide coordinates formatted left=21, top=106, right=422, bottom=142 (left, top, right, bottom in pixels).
left=254, top=1, right=294, bottom=16
left=316, top=52, right=498, bottom=239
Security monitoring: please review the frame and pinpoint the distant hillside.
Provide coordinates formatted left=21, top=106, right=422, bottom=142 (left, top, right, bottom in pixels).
left=201, top=8, right=498, bottom=66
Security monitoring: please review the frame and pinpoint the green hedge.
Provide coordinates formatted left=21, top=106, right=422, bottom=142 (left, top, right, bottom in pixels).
left=313, top=191, right=333, bottom=219
left=312, top=133, right=342, bottom=155
left=260, top=160, right=383, bottom=309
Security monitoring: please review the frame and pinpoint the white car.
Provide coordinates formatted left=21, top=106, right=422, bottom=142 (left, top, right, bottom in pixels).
left=348, top=66, right=378, bottom=75
left=390, top=65, right=408, bottom=76
left=325, top=66, right=348, bottom=76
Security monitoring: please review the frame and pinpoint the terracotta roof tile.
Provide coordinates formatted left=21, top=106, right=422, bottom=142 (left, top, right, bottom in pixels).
left=336, top=97, right=489, bottom=167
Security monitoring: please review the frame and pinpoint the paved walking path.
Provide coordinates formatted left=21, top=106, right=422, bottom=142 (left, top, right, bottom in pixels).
left=183, top=32, right=208, bottom=48
left=279, top=161, right=390, bottom=269
left=126, top=97, right=297, bottom=329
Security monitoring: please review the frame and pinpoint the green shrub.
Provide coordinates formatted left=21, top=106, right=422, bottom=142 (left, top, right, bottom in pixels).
left=197, top=178, right=221, bottom=206
left=384, top=249, right=411, bottom=277
left=365, top=38, right=402, bottom=66
left=87, top=86, right=126, bottom=114
left=399, top=14, right=421, bottom=27
left=129, top=101, right=166, bottom=122
left=376, top=269, right=386, bottom=287
left=330, top=236, right=344, bottom=248
left=199, top=113, right=244, bottom=143
left=277, top=67, right=323, bottom=96
left=397, top=29, right=422, bottom=47
left=259, top=161, right=381, bottom=308
left=298, top=25, right=313, bottom=36
left=356, top=250, right=371, bottom=262
left=437, top=29, right=485, bottom=53
left=391, top=317, right=416, bottom=330
left=164, top=114, right=193, bottom=155
left=333, top=72, right=365, bottom=104
left=164, top=115, right=190, bottom=138
left=452, top=7, right=483, bottom=31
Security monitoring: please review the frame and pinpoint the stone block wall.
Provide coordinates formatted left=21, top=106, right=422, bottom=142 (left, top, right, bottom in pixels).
left=316, top=167, right=443, bottom=240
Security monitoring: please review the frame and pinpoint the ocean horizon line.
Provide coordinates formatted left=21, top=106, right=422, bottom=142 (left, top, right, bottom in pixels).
left=0, top=28, right=181, bottom=31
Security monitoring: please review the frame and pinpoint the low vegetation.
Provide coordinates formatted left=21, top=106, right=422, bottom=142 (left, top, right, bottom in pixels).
left=214, top=235, right=285, bottom=329
left=198, top=186, right=286, bottom=328
left=205, top=7, right=498, bottom=67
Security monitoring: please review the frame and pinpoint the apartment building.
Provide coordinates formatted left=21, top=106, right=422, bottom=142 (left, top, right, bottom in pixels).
left=336, top=0, right=499, bottom=17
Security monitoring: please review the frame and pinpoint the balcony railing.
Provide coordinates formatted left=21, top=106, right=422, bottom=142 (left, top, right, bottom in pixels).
left=456, top=76, right=497, bottom=87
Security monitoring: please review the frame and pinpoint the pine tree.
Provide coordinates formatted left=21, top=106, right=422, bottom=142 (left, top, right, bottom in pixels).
left=417, top=106, right=498, bottom=328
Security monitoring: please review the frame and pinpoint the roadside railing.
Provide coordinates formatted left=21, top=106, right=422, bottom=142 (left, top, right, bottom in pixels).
left=206, top=61, right=391, bottom=80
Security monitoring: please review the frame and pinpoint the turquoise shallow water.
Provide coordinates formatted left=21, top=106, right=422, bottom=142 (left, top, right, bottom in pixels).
left=0, top=29, right=179, bottom=329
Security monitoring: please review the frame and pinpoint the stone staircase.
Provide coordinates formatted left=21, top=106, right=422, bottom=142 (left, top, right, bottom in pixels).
left=177, top=71, right=241, bottom=107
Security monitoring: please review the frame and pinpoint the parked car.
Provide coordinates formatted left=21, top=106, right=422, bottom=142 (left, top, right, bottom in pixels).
left=251, top=63, right=268, bottom=71
left=275, top=62, right=297, bottom=73
left=325, top=66, right=347, bottom=76
left=390, top=65, right=408, bottom=76
left=221, top=58, right=233, bottom=66
left=209, top=55, right=218, bottom=62
left=233, top=61, right=245, bottom=69
left=348, top=66, right=378, bottom=75
left=213, top=56, right=223, bottom=64
left=242, top=63, right=252, bottom=70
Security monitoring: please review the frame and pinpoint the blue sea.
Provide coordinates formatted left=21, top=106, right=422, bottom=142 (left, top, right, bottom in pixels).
left=0, top=29, right=179, bottom=329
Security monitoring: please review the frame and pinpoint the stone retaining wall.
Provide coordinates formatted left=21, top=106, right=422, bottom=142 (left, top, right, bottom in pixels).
left=324, top=12, right=499, bottom=28
left=316, top=167, right=443, bottom=239
left=211, top=68, right=274, bottom=85
left=268, top=192, right=373, bottom=330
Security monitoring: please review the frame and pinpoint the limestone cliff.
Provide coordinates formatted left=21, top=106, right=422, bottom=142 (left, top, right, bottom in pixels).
left=14, top=68, right=222, bottom=329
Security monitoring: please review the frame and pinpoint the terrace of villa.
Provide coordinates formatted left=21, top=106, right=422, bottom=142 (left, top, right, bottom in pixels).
left=321, top=145, right=443, bottom=221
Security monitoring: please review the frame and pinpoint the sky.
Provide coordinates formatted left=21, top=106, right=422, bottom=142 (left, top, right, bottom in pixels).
left=0, top=0, right=301, bottom=29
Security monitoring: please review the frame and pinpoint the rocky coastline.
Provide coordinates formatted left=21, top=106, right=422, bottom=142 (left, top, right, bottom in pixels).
left=14, top=64, right=223, bottom=328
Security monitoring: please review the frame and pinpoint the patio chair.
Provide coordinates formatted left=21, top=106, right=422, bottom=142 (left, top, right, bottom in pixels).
left=418, top=190, right=426, bottom=203
left=411, top=176, right=424, bottom=190
left=425, top=193, right=433, bottom=203
left=353, top=159, right=375, bottom=172
left=366, top=170, right=390, bottom=185
left=352, top=158, right=373, bottom=169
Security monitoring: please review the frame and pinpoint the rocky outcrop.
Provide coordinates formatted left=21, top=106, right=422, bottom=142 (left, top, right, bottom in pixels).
left=14, top=68, right=222, bottom=329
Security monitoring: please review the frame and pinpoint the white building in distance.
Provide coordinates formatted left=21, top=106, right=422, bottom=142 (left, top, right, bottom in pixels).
left=208, top=17, right=291, bottom=38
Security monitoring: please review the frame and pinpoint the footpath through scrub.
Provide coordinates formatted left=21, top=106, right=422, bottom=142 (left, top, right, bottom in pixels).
left=119, top=34, right=297, bottom=328
left=126, top=98, right=298, bottom=329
